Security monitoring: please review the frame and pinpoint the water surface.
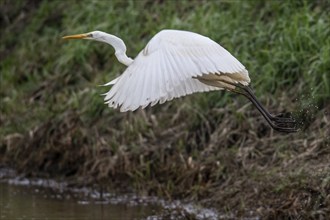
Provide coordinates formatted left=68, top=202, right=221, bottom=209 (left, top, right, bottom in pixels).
left=0, top=168, right=219, bottom=220
left=0, top=182, right=161, bottom=220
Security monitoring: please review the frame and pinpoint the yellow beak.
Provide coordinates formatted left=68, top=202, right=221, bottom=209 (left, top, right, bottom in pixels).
left=62, top=33, right=89, bottom=40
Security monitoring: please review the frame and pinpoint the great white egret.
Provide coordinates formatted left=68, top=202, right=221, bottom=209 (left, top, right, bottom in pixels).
left=62, top=30, right=297, bottom=132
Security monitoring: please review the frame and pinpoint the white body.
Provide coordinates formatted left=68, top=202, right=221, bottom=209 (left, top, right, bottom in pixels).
left=102, top=30, right=250, bottom=112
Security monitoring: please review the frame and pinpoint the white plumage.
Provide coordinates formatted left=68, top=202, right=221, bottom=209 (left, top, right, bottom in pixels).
left=104, top=30, right=249, bottom=111
left=63, top=29, right=299, bottom=133
left=63, top=30, right=250, bottom=112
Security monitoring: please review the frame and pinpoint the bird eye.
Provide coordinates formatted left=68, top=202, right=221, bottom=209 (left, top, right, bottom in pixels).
left=87, top=33, right=93, bottom=38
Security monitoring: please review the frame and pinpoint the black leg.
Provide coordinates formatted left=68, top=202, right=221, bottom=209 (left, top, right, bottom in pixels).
left=239, top=90, right=298, bottom=133
left=211, top=79, right=298, bottom=133
left=243, top=86, right=295, bottom=123
left=227, top=82, right=295, bottom=123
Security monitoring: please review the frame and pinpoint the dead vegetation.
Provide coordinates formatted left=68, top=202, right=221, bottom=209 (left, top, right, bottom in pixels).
left=2, top=100, right=329, bottom=218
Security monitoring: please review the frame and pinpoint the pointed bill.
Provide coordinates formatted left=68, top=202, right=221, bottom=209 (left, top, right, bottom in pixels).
left=62, top=33, right=89, bottom=40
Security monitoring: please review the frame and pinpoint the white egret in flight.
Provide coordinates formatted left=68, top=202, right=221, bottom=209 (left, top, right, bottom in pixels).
left=62, top=30, right=297, bottom=132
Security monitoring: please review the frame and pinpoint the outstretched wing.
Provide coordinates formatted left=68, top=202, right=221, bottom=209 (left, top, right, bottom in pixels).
left=104, top=30, right=249, bottom=112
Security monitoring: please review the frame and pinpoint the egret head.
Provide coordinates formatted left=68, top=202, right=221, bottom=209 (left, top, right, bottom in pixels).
left=62, top=31, right=107, bottom=42
left=62, top=30, right=133, bottom=66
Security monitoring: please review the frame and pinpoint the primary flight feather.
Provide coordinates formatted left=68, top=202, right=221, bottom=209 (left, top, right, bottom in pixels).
left=62, top=29, right=297, bottom=132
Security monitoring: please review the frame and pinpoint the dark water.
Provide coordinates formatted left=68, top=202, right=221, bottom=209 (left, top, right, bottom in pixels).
left=0, top=182, right=161, bottom=220
left=0, top=168, right=219, bottom=220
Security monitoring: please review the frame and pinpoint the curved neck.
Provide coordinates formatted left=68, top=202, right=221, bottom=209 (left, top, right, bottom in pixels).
left=97, top=32, right=133, bottom=66
left=115, top=51, right=134, bottom=66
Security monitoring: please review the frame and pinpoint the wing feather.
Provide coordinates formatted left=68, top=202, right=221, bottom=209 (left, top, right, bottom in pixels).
left=149, top=54, right=158, bottom=105
left=159, top=50, right=169, bottom=95
left=140, top=53, right=155, bottom=108
left=130, top=57, right=148, bottom=110
left=116, top=63, right=138, bottom=109
left=162, top=49, right=177, bottom=96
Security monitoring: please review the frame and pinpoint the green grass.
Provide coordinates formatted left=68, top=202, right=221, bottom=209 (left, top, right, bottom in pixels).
left=1, top=0, right=330, bottom=218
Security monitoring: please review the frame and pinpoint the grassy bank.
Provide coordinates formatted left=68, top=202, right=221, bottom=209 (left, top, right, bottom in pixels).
left=1, top=0, right=329, bottom=218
